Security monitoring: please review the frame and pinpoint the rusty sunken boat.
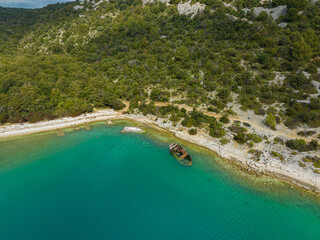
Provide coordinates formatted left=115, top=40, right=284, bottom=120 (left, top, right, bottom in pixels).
left=169, top=143, right=192, bottom=166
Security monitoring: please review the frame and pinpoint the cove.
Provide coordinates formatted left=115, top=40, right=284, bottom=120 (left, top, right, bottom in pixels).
left=0, top=121, right=320, bottom=240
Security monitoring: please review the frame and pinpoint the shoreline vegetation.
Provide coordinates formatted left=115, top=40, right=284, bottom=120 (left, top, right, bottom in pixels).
left=1, top=107, right=320, bottom=196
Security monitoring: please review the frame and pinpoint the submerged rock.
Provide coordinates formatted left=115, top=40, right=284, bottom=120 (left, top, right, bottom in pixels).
left=122, top=127, right=144, bottom=133
left=106, top=120, right=114, bottom=125
left=57, top=131, right=65, bottom=137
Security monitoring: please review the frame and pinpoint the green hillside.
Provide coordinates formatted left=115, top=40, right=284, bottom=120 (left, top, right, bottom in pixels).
left=0, top=0, right=319, bottom=129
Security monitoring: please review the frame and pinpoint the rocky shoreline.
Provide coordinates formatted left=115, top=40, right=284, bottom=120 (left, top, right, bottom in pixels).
left=125, top=114, right=320, bottom=195
left=0, top=109, right=320, bottom=195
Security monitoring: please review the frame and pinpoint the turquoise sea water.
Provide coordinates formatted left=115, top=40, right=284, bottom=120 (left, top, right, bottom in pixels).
left=1, top=121, right=320, bottom=240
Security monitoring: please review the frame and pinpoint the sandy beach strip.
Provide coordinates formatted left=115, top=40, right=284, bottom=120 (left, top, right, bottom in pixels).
left=0, top=109, right=120, bottom=139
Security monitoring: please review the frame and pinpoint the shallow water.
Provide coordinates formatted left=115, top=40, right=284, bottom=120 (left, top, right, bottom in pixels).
left=0, top=122, right=320, bottom=240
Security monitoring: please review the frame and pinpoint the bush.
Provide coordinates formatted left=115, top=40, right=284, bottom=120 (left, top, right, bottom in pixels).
left=255, top=108, right=266, bottom=116
left=305, top=63, right=318, bottom=74
left=181, top=118, right=193, bottom=128
left=249, top=149, right=262, bottom=161
left=188, top=128, right=197, bottom=135
left=299, top=162, right=306, bottom=168
left=207, top=106, right=219, bottom=113
left=150, top=89, right=170, bottom=102
left=271, top=151, right=284, bottom=161
left=228, top=123, right=247, bottom=134
left=266, top=106, right=277, bottom=115
left=247, top=133, right=262, bottom=143
left=286, top=139, right=319, bottom=152
left=169, top=114, right=180, bottom=122
left=233, top=132, right=247, bottom=144
left=138, top=102, right=156, bottom=116
left=297, top=131, right=316, bottom=137
left=274, top=137, right=284, bottom=145
left=111, top=100, right=126, bottom=110
left=285, top=72, right=311, bottom=89
left=129, top=101, right=139, bottom=111
left=209, top=125, right=226, bottom=138
left=219, top=138, right=230, bottom=145
left=219, top=115, right=230, bottom=124
left=264, top=113, right=276, bottom=130
left=303, top=156, right=320, bottom=168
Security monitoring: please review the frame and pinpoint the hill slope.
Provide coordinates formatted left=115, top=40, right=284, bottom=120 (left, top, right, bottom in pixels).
left=0, top=0, right=319, bottom=130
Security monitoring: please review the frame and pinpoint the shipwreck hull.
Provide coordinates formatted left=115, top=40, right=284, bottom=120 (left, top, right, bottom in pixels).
left=171, top=153, right=192, bottom=166
left=169, top=143, right=192, bottom=166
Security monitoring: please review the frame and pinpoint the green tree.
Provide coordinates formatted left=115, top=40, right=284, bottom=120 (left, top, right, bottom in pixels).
left=291, top=34, right=312, bottom=63
left=265, top=113, right=277, bottom=130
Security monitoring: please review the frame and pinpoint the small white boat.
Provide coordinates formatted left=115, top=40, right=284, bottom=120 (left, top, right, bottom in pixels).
left=122, top=127, right=145, bottom=133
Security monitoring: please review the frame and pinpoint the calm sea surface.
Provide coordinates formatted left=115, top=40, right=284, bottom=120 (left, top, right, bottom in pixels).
left=0, top=121, right=320, bottom=240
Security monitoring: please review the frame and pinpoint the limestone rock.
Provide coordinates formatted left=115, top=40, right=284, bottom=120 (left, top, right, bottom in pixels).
left=177, top=1, right=205, bottom=19
left=243, top=5, right=288, bottom=21
left=142, top=0, right=170, bottom=4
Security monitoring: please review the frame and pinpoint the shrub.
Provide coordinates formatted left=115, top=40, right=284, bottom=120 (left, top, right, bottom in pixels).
left=286, top=139, right=319, bottom=152
left=247, top=133, right=262, bottom=143
left=150, top=89, right=170, bottom=102
left=286, top=72, right=311, bottom=89
left=111, top=100, right=126, bottom=110
left=249, top=149, right=262, bottom=161
left=209, top=125, right=226, bottom=138
left=297, top=131, right=316, bottom=137
left=188, top=128, right=197, bottom=135
left=312, top=160, right=320, bottom=169
left=207, top=106, right=219, bottom=113
left=305, top=63, right=318, bottom=74
left=219, top=115, right=230, bottom=124
left=299, top=162, right=306, bottom=168
left=169, top=114, right=180, bottom=122
left=271, top=151, right=284, bottom=161
left=264, top=113, right=277, bottom=130
left=274, top=137, right=285, bottom=145
left=303, top=155, right=320, bottom=168
left=181, top=118, right=194, bottom=128
left=129, top=101, right=139, bottom=110
left=233, top=132, right=247, bottom=144
left=138, top=102, right=156, bottom=115
left=228, top=123, right=247, bottom=134
left=219, top=138, right=230, bottom=145
left=255, top=108, right=266, bottom=116
left=266, top=106, right=277, bottom=115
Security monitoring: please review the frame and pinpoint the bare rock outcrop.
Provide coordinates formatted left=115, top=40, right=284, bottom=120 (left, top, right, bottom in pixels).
left=177, top=1, right=205, bottom=18
left=74, top=0, right=109, bottom=10
left=243, top=5, right=288, bottom=21
left=142, top=0, right=170, bottom=4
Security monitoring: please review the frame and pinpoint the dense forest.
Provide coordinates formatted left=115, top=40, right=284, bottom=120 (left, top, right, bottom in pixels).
left=0, top=0, right=319, bottom=131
